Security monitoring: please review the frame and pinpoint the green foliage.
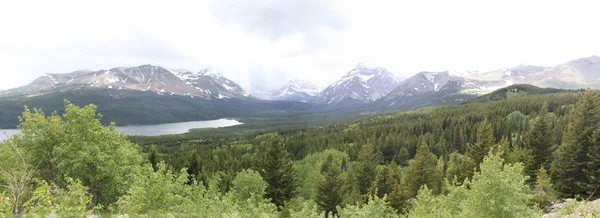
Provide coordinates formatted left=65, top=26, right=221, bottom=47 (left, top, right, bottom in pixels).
left=523, top=102, right=555, bottom=182
left=288, top=200, right=325, bottom=218
left=407, top=186, right=451, bottom=217
left=293, top=149, right=349, bottom=200
left=462, top=153, right=539, bottom=217
left=254, top=134, right=299, bottom=209
left=355, top=143, right=381, bottom=196
left=585, top=126, right=600, bottom=199
left=408, top=152, right=541, bottom=218
left=2, top=88, right=593, bottom=215
left=24, top=178, right=93, bottom=216
left=369, top=163, right=401, bottom=199
left=230, top=169, right=268, bottom=207
left=14, top=100, right=145, bottom=207
left=402, top=142, right=443, bottom=199
left=445, top=152, right=475, bottom=184
left=337, top=195, right=399, bottom=218
left=116, top=163, right=201, bottom=214
left=117, top=163, right=278, bottom=216
left=0, top=137, right=36, bottom=214
left=0, top=192, right=10, bottom=215
left=468, top=118, right=496, bottom=167
left=531, top=167, right=556, bottom=211
left=551, top=90, right=600, bottom=198
left=316, top=154, right=344, bottom=216
left=466, top=84, right=571, bottom=103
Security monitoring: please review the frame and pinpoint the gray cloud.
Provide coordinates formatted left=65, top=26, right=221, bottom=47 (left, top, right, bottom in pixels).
left=211, top=0, right=344, bottom=40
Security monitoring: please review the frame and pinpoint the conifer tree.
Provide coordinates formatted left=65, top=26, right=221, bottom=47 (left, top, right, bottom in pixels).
left=254, top=134, right=299, bottom=209
left=402, top=141, right=443, bottom=199
left=369, top=162, right=401, bottom=198
left=469, top=118, right=496, bottom=167
left=453, top=126, right=465, bottom=153
left=551, top=90, right=599, bottom=198
left=148, top=147, right=159, bottom=172
left=523, top=102, right=554, bottom=182
left=396, top=147, right=409, bottom=166
left=186, top=152, right=200, bottom=182
left=445, top=152, right=475, bottom=184
left=355, top=143, right=380, bottom=195
left=586, top=127, right=600, bottom=199
left=316, top=154, right=343, bottom=216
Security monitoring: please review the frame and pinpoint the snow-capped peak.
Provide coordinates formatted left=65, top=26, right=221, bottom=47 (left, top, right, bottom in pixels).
left=316, top=63, right=401, bottom=104
left=285, top=79, right=320, bottom=96
left=200, top=69, right=223, bottom=78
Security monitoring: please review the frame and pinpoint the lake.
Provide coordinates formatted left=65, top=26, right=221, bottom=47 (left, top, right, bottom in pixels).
left=0, top=119, right=242, bottom=141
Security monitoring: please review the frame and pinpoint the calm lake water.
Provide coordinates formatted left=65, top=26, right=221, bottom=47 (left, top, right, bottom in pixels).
left=0, top=119, right=242, bottom=141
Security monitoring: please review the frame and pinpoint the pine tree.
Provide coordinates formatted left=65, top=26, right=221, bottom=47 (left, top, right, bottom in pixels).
left=445, top=152, right=475, bottom=184
left=186, top=152, right=200, bottom=182
left=402, top=141, right=443, bottom=199
left=586, top=127, right=600, bottom=199
left=254, top=134, right=299, bottom=209
left=355, top=143, right=380, bottom=195
left=523, top=102, right=554, bottom=183
left=369, top=162, right=401, bottom=198
left=551, top=90, right=599, bottom=198
left=469, top=118, right=496, bottom=168
left=148, top=147, right=159, bottom=172
left=396, top=147, right=409, bottom=166
left=316, top=154, right=343, bottom=216
left=453, top=126, right=464, bottom=153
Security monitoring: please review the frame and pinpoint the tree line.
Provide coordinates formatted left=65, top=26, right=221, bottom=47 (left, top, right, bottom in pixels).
left=1, top=89, right=599, bottom=217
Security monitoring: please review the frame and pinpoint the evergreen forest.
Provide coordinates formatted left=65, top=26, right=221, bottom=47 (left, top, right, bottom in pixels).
left=2, top=86, right=600, bottom=217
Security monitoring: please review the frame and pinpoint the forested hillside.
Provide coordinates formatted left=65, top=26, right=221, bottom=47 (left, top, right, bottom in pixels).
left=2, top=89, right=600, bottom=217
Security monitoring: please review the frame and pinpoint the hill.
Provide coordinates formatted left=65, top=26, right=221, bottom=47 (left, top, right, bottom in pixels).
left=464, top=84, right=576, bottom=103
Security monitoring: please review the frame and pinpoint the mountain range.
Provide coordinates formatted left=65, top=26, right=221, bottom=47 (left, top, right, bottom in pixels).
left=0, top=56, right=598, bottom=128
left=0, top=65, right=249, bottom=99
left=3, top=56, right=599, bottom=104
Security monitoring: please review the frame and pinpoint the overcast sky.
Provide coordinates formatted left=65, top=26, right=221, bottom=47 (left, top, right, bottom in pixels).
left=0, top=0, right=599, bottom=90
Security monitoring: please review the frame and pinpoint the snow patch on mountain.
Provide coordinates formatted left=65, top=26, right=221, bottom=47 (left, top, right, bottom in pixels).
left=2, top=65, right=250, bottom=100
left=316, top=63, right=402, bottom=104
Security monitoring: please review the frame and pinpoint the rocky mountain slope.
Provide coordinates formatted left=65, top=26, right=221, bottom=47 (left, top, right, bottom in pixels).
left=383, top=71, right=509, bottom=101
left=316, top=63, right=403, bottom=104
left=272, top=79, right=320, bottom=102
left=0, top=65, right=249, bottom=99
left=462, top=56, right=600, bottom=90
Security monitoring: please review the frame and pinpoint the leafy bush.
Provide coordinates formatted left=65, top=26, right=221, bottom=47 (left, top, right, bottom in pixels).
left=24, top=178, right=93, bottom=216
left=408, top=152, right=541, bottom=218
left=337, top=195, right=398, bottom=218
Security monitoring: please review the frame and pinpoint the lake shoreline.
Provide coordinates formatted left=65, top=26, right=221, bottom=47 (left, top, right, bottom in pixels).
left=0, top=118, right=242, bottom=141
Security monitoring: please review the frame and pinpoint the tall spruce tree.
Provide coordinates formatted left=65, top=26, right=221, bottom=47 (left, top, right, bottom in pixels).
left=583, top=91, right=600, bottom=199
left=186, top=152, right=200, bottom=184
left=469, top=119, right=496, bottom=173
left=254, top=134, right=298, bottom=209
left=469, top=118, right=496, bottom=168
left=551, top=90, right=599, bottom=198
left=369, top=162, right=401, bottom=198
left=355, top=143, right=380, bottom=195
left=402, top=141, right=443, bottom=199
left=523, top=102, right=554, bottom=183
left=316, top=154, right=343, bottom=216
left=586, top=127, right=600, bottom=199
